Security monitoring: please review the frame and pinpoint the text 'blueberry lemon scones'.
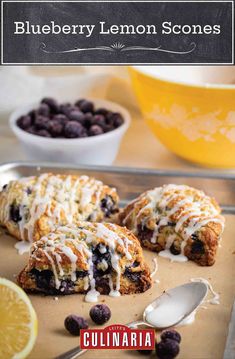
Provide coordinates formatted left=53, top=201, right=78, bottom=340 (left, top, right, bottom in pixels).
left=119, top=184, right=225, bottom=266
left=17, top=222, right=152, bottom=301
left=0, top=173, right=119, bottom=243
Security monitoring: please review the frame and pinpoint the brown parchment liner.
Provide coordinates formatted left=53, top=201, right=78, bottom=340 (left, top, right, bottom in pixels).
left=0, top=214, right=234, bottom=359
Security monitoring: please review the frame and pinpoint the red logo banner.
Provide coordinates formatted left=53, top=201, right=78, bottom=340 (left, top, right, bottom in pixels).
left=80, top=324, right=155, bottom=350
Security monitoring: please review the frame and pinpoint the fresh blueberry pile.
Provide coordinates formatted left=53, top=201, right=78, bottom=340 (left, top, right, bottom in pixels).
left=16, top=97, right=124, bottom=139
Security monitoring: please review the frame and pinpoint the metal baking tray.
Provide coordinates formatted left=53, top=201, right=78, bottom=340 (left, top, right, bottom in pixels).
left=0, top=161, right=235, bottom=213
left=0, top=161, right=235, bottom=358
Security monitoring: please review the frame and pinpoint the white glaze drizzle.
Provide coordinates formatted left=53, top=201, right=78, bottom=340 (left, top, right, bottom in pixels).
left=14, top=241, right=31, bottom=255
left=150, top=257, right=158, bottom=278
left=123, top=184, right=224, bottom=260
left=6, top=174, right=116, bottom=245
left=190, top=278, right=220, bottom=305
left=32, top=223, right=133, bottom=302
left=158, top=234, right=188, bottom=262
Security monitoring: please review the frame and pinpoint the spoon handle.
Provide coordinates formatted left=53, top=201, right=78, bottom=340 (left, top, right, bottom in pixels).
left=54, top=347, right=87, bottom=359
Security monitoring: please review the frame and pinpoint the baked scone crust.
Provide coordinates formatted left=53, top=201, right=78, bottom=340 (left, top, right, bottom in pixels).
left=119, top=184, right=225, bottom=266
left=0, top=173, right=119, bottom=242
left=17, top=222, right=152, bottom=298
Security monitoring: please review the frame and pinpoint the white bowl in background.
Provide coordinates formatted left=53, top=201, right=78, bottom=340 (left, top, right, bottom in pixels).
left=9, top=99, right=130, bottom=166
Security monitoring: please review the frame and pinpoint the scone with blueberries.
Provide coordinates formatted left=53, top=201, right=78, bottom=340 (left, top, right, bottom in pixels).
left=119, top=184, right=225, bottom=266
left=17, top=222, right=152, bottom=299
left=0, top=173, right=119, bottom=242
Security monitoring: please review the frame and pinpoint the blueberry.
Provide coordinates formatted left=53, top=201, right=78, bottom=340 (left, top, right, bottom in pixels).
left=59, top=280, right=75, bottom=294
left=30, top=269, right=75, bottom=294
left=48, top=121, right=63, bottom=137
left=124, top=267, right=141, bottom=282
left=25, top=126, right=37, bottom=135
left=60, top=103, right=72, bottom=116
left=64, top=121, right=87, bottom=138
left=34, top=115, right=50, bottom=130
left=100, top=195, right=117, bottom=217
left=137, top=225, right=154, bottom=244
left=83, top=112, right=94, bottom=128
left=94, top=277, right=110, bottom=295
left=10, top=203, right=22, bottom=222
left=107, top=113, right=124, bottom=128
left=68, top=110, right=86, bottom=124
left=191, top=240, right=205, bottom=254
left=156, top=339, right=180, bottom=359
left=95, top=108, right=109, bottom=116
left=161, top=330, right=181, bottom=344
left=52, top=114, right=68, bottom=126
left=31, top=269, right=54, bottom=291
left=191, top=233, right=198, bottom=241
left=28, top=110, right=37, bottom=122
left=41, top=97, right=59, bottom=113
left=78, top=100, right=94, bottom=113
left=113, top=113, right=124, bottom=128
left=105, top=112, right=114, bottom=123
left=64, top=315, right=88, bottom=336
left=169, top=243, right=180, bottom=255
left=92, top=114, right=106, bottom=127
left=89, top=304, right=111, bottom=325
left=37, top=129, right=52, bottom=137
left=37, top=103, right=50, bottom=116
left=89, top=125, right=104, bottom=136
left=76, top=270, right=89, bottom=278
left=75, top=99, right=86, bottom=107
left=26, top=187, right=32, bottom=195
left=92, top=244, right=111, bottom=276
left=17, top=115, right=32, bottom=130
left=103, top=124, right=114, bottom=133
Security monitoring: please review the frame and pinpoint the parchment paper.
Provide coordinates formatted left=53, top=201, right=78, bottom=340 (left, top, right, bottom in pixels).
left=0, top=214, right=234, bottom=359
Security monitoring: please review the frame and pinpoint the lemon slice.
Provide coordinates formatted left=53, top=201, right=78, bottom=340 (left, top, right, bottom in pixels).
left=0, top=278, right=37, bottom=359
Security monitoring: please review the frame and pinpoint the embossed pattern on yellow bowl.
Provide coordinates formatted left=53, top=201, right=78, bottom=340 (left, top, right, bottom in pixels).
left=130, top=67, right=235, bottom=168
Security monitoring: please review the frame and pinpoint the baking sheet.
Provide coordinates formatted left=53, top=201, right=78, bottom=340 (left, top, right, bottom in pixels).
left=0, top=162, right=235, bottom=359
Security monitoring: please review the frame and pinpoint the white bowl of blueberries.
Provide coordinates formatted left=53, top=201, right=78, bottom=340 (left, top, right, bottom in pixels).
left=10, top=97, right=131, bottom=165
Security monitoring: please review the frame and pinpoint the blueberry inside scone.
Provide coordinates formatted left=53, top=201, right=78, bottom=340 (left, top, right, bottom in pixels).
left=0, top=173, right=119, bottom=242
left=17, top=222, right=152, bottom=299
left=119, top=184, right=225, bottom=266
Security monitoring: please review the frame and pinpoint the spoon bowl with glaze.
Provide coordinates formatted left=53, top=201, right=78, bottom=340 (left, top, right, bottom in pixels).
left=55, top=281, right=208, bottom=359
left=129, top=281, right=208, bottom=329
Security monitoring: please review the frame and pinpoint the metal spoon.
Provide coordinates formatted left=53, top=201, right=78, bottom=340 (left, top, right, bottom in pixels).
left=129, top=281, right=208, bottom=329
left=55, top=281, right=208, bottom=359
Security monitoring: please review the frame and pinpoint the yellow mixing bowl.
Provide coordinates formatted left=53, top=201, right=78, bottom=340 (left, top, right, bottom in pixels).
left=130, top=66, right=235, bottom=168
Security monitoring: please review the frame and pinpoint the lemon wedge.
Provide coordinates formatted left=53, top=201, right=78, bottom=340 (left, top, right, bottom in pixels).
left=0, top=278, right=37, bottom=359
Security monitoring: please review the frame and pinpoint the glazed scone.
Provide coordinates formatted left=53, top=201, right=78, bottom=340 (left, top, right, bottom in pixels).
left=0, top=173, right=119, bottom=242
left=119, top=184, right=225, bottom=266
left=17, top=222, right=152, bottom=300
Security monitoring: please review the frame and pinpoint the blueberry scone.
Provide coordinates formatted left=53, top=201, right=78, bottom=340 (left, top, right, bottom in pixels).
left=17, top=222, right=152, bottom=300
left=119, top=184, right=225, bottom=266
left=0, top=173, right=119, bottom=242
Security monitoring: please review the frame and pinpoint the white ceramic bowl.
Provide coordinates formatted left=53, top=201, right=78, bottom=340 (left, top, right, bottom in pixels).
left=9, top=99, right=130, bottom=165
